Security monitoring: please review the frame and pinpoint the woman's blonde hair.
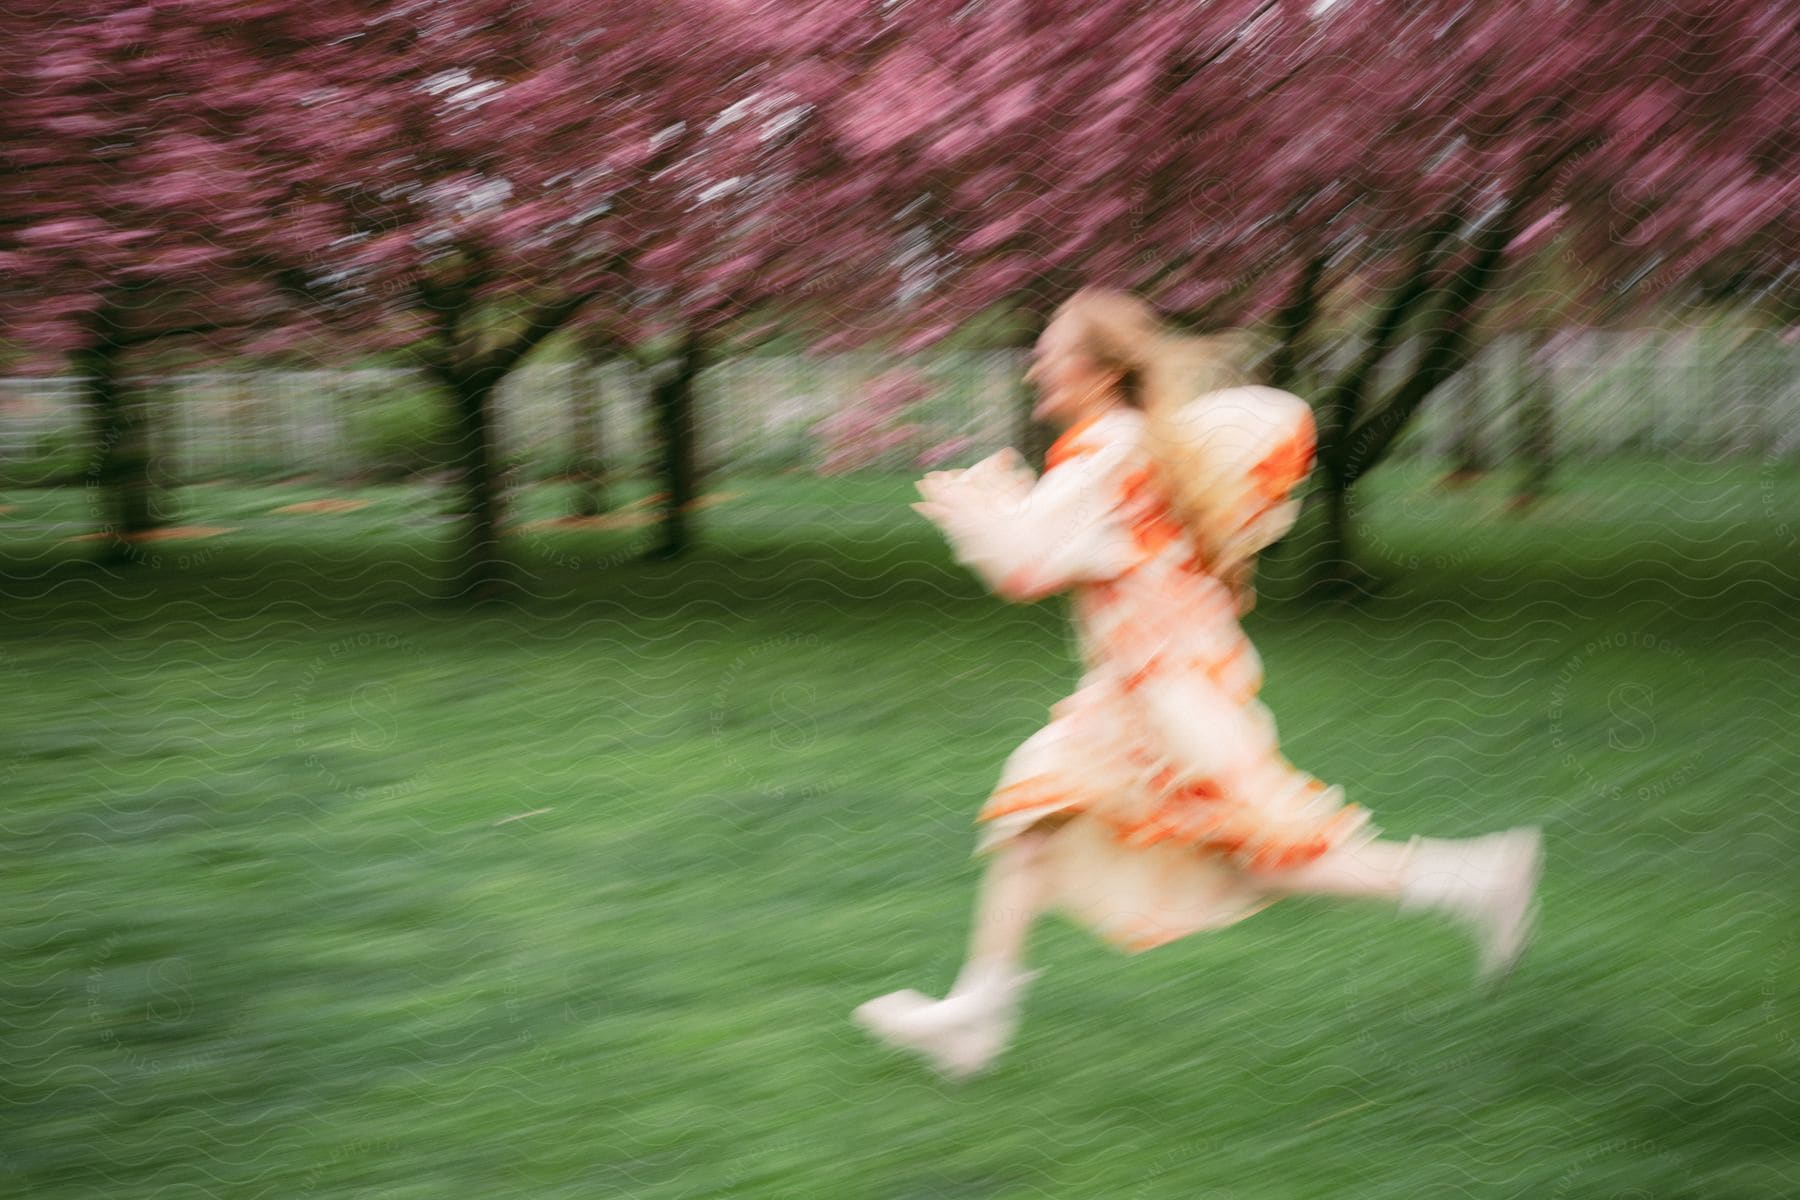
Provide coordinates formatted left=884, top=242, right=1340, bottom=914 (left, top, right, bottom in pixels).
left=1050, top=287, right=1269, bottom=572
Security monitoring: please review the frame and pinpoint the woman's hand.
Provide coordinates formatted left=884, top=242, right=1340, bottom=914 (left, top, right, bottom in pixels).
left=913, top=448, right=1035, bottom=520
left=911, top=440, right=1142, bottom=603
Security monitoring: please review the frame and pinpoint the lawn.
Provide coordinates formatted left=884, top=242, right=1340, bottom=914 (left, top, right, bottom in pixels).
left=3, top=461, right=1797, bottom=1199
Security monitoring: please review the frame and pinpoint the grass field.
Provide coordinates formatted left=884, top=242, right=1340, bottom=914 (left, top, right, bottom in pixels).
left=3, top=462, right=1798, bottom=1199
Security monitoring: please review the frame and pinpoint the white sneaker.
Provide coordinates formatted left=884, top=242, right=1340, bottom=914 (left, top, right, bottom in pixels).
left=852, top=967, right=1035, bottom=1079
left=1401, top=828, right=1544, bottom=985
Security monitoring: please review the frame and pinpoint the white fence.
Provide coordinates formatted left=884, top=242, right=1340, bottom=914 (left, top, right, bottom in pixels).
left=1, top=332, right=1795, bottom=484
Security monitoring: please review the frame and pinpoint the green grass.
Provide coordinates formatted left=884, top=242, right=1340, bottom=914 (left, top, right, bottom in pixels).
left=3, top=462, right=1798, bottom=1199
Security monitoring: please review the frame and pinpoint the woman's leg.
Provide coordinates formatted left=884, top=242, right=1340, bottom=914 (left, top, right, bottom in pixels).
left=1253, top=830, right=1544, bottom=981
left=852, top=824, right=1055, bottom=1077
left=954, top=823, right=1055, bottom=988
left=1251, top=837, right=1414, bottom=901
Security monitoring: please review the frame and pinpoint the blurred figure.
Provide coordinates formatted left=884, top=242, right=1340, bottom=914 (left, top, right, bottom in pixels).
left=854, top=288, right=1543, bottom=1079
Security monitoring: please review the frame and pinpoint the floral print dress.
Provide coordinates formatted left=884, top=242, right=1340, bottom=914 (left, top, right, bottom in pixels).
left=913, top=388, right=1373, bottom=952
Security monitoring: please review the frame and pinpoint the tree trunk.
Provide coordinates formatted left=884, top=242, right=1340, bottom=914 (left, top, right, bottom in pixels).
left=418, top=277, right=597, bottom=602
left=1307, top=469, right=1373, bottom=597
left=1006, top=272, right=1073, bottom=472
left=1267, top=252, right=1328, bottom=392
left=1306, top=240, right=1447, bottom=594
left=1512, top=332, right=1555, bottom=509
left=646, top=329, right=705, bottom=560
left=570, top=359, right=608, bottom=518
left=76, top=338, right=160, bottom=563
left=447, top=373, right=506, bottom=603
left=1015, top=364, right=1055, bottom=471
left=1009, top=316, right=1055, bottom=472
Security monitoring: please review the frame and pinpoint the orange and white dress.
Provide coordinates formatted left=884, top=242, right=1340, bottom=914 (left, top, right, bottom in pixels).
left=913, top=388, right=1374, bottom=952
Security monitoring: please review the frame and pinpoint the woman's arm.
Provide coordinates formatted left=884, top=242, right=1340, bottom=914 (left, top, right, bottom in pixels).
left=913, top=441, right=1143, bottom=602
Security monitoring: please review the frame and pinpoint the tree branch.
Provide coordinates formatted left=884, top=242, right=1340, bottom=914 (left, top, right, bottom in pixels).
left=1343, top=139, right=1599, bottom=477
left=1314, top=208, right=1464, bottom=482
left=1265, top=248, right=1329, bottom=390
left=472, top=287, right=598, bottom=390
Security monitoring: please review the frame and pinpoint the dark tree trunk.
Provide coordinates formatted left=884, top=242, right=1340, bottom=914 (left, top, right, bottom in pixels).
left=1512, top=333, right=1556, bottom=509
left=447, top=373, right=506, bottom=603
left=1305, top=232, right=1453, bottom=595
left=1006, top=271, right=1075, bottom=472
left=1307, top=466, right=1375, bottom=597
left=570, top=358, right=608, bottom=518
left=418, top=278, right=596, bottom=603
left=1303, top=175, right=1550, bottom=591
left=1011, top=310, right=1057, bottom=472
left=1266, top=251, right=1328, bottom=392
left=1016, top=359, right=1055, bottom=471
left=76, top=337, right=160, bottom=563
left=1313, top=212, right=1465, bottom=498
left=646, top=328, right=705, bottom=560
left=1319, top=474, right=1352, bottom=581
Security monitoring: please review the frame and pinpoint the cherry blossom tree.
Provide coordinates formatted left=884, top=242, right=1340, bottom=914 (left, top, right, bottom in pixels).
left=6, top=0, right=1790, bottom=591
left=562, top=55, right=882, bottom=559
left=0, top=2, right=315, bottom=557
left=232, top=1, right=807, bottom=599
left=3, top=1, right=817, bottom=593
left=784, top=0, right=1796, bottom=583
